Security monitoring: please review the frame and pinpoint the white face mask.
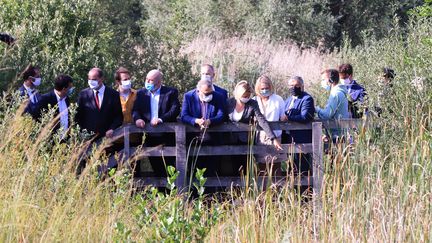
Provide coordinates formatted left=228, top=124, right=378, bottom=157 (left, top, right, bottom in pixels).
left=240, top=97, right=250, bottom=103
left=200, top=93, right=213, bottom=103
left=201, top=74, right=213, bottom=82
left=121, top=80, right=132, bottom=90
left=88, top=80, right=100, bottom=90
left=342, top=78, right=351, bottom=85
left=32, top=77, right=42, bottom=86
left=321, top=79, right=331, bottom=91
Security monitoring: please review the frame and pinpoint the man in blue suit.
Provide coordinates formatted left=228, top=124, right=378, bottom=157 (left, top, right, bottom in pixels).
left=19, top=64, right=42, bottom=114
left=339, top=64, right=366, bottom=118
left=181, top=79, right=226, bottom=176
left=284, top=76, right=315, bottom=176
left=181, top=79, right=225, bottom=128
left=133, top=69, right=181, bottom=176
left=200, top=64, right=228, bottom=100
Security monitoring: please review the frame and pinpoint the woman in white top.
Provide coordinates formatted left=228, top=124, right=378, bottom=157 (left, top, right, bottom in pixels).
left=253, top=75, right=288, bottom=176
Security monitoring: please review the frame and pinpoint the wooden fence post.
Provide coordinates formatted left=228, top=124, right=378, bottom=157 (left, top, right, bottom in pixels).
left=175, top=124, right=187, bottom=192
left=123, top=126, right=131, bottom=170
left=312, top=122, right=323, bottom=236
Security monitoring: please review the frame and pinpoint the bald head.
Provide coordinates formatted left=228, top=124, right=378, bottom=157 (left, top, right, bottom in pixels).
left=88, top=67, right=104, bottom=87
left=146, top=69, right=163, bottom=91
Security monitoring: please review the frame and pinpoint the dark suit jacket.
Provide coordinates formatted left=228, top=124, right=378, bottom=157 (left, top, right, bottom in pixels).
left=284, top=91, right=315, bottom=143
left=132, top=86, right=180, bottom=122
left=20, top=85, right=42, bottom=114
left=214, top=85, right=228, bottom=100
left=29, top=90, right=70, bottom=119
left=226, top=98, right=275, bottom=143
left=180, top=89, right=225, bottom=126
left=75, top=86, right=123, bottom=137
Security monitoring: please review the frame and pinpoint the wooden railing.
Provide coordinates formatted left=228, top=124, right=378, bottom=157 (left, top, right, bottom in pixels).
left=108, top=118, right=367, bottom=196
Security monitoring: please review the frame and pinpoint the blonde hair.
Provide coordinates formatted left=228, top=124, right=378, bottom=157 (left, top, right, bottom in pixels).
left=255, top=75, right=274, bottom=96
left=234, top=80, right=253, bottom=99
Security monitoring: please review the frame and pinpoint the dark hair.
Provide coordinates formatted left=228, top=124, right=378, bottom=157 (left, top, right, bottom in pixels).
left=54, top=74, right=73, bottom=91
left=338, top=63, right=353, bottom=76
left=383, top=67, right=395, bottom=79
left=322, top=69, right=340, bottom=84
left=114, top=67, right=130, bottom=82
left=21, top=64, right=39, bottom=81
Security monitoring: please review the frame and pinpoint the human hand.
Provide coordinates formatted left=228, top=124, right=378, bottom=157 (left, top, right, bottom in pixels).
left=135, top=119, right=145, bottom=128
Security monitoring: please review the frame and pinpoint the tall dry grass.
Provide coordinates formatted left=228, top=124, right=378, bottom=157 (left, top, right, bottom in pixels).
left=181, top=35, right=338, bottom=95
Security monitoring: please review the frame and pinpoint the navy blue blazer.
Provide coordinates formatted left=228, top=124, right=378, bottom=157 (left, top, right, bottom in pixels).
left=214, top=85, right=228, bottom=100
left=75, top=86, right=123, bottom=137
left=181, top=89, right=225, bottom=126
left=19, top=85, right=42, bottom=114
left=284, top=92, right=315, bottom=143
left=132, top=86, right=180, bottom=122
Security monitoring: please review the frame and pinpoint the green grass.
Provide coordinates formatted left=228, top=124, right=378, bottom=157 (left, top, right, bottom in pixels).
left=0, top=16, right=430, bottom=243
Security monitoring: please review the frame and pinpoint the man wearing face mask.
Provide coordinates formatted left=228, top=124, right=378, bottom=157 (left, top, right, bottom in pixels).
left=316, top=69, right=349, bottom=141
left=29, top=74, right=74, bottom=138
left=19, top=64, right=42, bottom=114
left=338, top=64, right=366, bottom=118
left=75, top=67, right=123, bottom=139
left=200, top=64, right=228, bottom=100
left=132, top=69, right=181, bottom=177
left=181, top=79, right=226, bottom=177
left=284, top=76, right=315, bottom=176
left=114, top=67, right=137, bottom=124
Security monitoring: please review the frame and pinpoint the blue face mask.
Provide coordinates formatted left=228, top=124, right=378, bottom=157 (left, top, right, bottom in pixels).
left=67, top=87, right=75, bottom=96
left=145, top=82, right=155, bottom=92
left=260, top=89, right=271, bottom=97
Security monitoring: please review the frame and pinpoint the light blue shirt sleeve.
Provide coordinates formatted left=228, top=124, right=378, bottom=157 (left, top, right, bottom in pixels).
left=317, top=92, right=339, bottom=120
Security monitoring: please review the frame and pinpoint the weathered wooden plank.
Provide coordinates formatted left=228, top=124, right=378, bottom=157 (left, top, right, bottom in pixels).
left=193, top=144, right=313, bottom=155
left=111, top=119, right=366, bottom=141
left=175, top=125, right=187, bottom=191
left=122, top=126, right=131, bottom=170
left=312, top=122, right=323, bottom=234
left=134, top=177, right=168, bottom=187
left=133, top=176, right=313, bottom=188
left=318, top=118, right=366, bottom=129
left=204, top=176, right=313, bottom=187
left=128, top=143, right=312, bottom=158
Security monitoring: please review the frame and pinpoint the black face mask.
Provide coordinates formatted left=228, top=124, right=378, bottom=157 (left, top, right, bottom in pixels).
left=289, top=86, right=302, bottom=96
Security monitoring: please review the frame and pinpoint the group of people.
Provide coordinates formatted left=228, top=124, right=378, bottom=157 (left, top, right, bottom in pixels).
left=20, top=63, right=369, bottom=177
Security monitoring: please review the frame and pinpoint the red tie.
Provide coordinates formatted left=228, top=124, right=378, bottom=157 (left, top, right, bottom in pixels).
left=94, top=90, right=100, bottom=109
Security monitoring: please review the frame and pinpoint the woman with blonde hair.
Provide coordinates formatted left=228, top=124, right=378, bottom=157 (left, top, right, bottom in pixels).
left=225, top=80, right=282, bottom=176
left=253, top=75, right=287, bottom=176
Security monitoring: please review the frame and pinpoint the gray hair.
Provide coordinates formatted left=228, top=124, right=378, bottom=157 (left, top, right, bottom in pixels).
left=196, top=79, right=214, bottom=90
left=289, top=76, right=304, bottom=85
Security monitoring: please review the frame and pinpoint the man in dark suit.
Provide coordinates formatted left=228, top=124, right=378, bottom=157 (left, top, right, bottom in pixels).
left=19, top=64, right=42, bottom=114
left=29, top=74, right=74, bottom=138
left=133, top=69, right=180, bottom=176
left=181, top=79, right=226, bottom=176
left=284, top=76, right=315, bottom=176
left=75, top=68, right=123, bottom=139
left=200, top=64, right=228, bottom=100
left=339, top=63, right=366, bottom=118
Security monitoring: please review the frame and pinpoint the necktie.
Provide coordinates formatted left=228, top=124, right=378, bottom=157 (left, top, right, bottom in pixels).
left=94, top=90, right=100, bottom=109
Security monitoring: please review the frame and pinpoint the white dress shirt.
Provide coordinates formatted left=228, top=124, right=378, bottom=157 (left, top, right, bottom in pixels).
left=254, top=94, right=285, bottom=137
left=150, top=87, right=161, bottom=121
left=54, top=91, right=69, bottom=133
left=93, top=84, right=105, bottom=108
left=24, top=84, right=39, bottom=103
